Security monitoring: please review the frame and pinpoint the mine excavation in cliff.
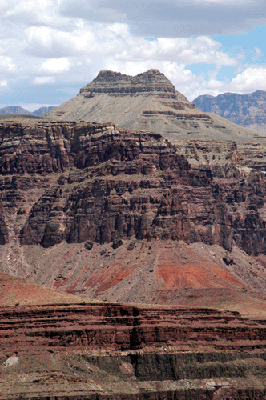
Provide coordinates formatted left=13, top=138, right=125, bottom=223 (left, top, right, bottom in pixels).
left=1, top=70, right=266, bottom=399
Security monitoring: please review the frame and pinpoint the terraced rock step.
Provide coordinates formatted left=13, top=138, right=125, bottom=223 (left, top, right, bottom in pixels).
left=1, top=303, right=266, bottom=353
left=1, top=302, right=266, bottom=399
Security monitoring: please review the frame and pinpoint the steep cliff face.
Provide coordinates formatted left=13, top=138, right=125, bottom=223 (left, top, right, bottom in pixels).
left=193, top=90, right=266, bottom=134
left=1, top=119, right=261, bottom=256
left=1, top=119, right=266, bottom=256
left=0, top=201, right=8, bottom=245
left=79, top=69, right=182, bottom=96
left=1, top=119, right=266, bottom=399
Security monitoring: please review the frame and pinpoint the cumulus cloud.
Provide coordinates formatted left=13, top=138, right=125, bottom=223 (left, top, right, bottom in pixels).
left=41, top=58, right=71, bottom=73
left=230, top=67, right=266, bottom=92
left=25, top=22, right=238, bottom=68
left=26, top=26, right=95, bottom=58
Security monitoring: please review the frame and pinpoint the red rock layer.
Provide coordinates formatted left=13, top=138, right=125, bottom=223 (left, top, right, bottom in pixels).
left=1, top=303, right=266, bottom=354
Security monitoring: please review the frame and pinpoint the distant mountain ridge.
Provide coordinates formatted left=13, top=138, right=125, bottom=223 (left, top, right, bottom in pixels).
left=193, top=90, right=266, bottom=133
left=0, top=105, right=55, bottom=117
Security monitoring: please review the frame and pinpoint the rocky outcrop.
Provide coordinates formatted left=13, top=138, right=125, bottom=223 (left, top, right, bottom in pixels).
left=193, top=90, right=266, bottom=134
left=44, top=70, right=259, bottom=142
left=79, top=69, right=181, bottom=96
left=1, top=117, right=266, bottom=399
left=1, top=302, right=266, bottom=352
left=11, top=123, right=265, bottom=257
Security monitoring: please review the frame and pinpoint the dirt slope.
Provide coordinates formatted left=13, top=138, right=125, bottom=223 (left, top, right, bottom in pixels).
left=0, top=271, right=87, bottom=306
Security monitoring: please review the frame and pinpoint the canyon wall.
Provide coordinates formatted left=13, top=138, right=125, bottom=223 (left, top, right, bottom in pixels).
left=1, top=120, right=266, bottom=257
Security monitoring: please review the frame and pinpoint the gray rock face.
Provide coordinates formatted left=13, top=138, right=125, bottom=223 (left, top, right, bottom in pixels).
left=45, top=69, right=261, bottom=142
left=80, top=69, right=181, bottom=96
left=193, top=91, right=266, bottom=134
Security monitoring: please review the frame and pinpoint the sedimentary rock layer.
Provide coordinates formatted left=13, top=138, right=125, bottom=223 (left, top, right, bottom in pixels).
left=1, top=302, right=266, bottom=352
left=1, top=300, right=266, bottom=399
left=0, top=201, right=8, bottom=244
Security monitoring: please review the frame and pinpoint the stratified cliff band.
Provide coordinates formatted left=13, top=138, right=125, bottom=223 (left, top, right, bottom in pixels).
left=0, top=119, right=265, bottom=256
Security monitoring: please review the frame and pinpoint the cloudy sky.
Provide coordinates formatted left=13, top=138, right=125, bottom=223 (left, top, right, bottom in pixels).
left=1, top=0, right=266, bottom=110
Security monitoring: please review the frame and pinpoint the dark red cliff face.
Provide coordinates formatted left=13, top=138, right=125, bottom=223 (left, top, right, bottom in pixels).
left=0, top=201, right=8, bottom=244
left=1, top=120, right=266, bottom=256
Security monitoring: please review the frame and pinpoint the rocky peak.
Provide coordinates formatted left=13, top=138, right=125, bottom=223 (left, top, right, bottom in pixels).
left=80, top=69, right=177, bottom=95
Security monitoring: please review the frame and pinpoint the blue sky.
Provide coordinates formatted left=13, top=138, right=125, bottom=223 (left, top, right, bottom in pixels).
left=1, top=0, right=266, bottom=110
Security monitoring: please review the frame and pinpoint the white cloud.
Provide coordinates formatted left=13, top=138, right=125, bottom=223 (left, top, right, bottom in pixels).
left=25, top=22, right=237, bottom=70
left=26, top=25, right=95, bottom=58
left=41, top=57, right=71, bottom=73
left=230, top=67, right=266, bottom=92
left=0, top=56, right=16, bottom=72
left=253, top=47, right=263, bottom=61
left=0, top=80, right=7, bottom=87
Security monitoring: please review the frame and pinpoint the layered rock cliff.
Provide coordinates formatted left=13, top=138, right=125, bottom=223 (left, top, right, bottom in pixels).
left=44, top=69, right=260, bottom=142
left=0, top=119, right=265, bottom=256
left=1, top=296, right=266, bottom=399
left=0, top=201, right=8, bottom=245
left=79, top=69, right=184, bottom=97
